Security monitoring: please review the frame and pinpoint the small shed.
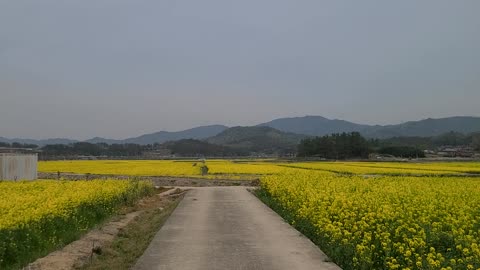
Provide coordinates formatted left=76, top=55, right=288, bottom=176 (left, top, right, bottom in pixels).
left=0, top=153, right=38, bottom=181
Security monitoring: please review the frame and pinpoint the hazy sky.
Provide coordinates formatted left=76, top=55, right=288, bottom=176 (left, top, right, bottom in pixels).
left=1, top=1, right=479, bottom=140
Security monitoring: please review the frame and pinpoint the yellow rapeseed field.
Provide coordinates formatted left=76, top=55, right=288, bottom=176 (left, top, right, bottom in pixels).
left=38, top=159, right=285, bottom=179
left=0, top=179, right=152, bottom=269
left=341, top=162, right=480, bottom=174
left=38, top=159, right=480, bottom=178
left=259, top=170, right=480, bottom=270
left=12, top=160, right=480, bottom=269
left=279, top=161, right=480, bottom=176
left=38, top=160, right=204, bottom=176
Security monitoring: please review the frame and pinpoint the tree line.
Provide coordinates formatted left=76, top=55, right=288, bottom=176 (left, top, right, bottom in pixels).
left=297, top=132, right=428, bottom=159
left=40, top=142, right=146, bottom=157
left=0, top=142, right=39, bottom=149
left=369, top=131, right=480, bottom=150
left=298, top=131, right=480, bottom=159
left=297, top=132, right=371, bottom=159
left=2, top=130, right=479, bottom=159
left=2, top=140, right=247, bottom=158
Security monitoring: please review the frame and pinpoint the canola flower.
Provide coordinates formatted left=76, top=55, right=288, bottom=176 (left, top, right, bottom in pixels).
left=19, top=159, right=480, bottom=270
left=38, top=160, right=204, bottom=177
left=259, top=170, right=480, bottom=270
left=342, top=162, right=480, bottom=174
left=279, top=161, right=480, bottom=176
left=0, top=179, right=152, bottom=269
left=39, top=160, right=480, bottom=178
left=39, top=159, right=286, bottom=179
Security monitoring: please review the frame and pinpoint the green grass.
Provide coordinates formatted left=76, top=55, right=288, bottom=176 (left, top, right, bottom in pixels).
left=79, top=195, right=182, bottom=270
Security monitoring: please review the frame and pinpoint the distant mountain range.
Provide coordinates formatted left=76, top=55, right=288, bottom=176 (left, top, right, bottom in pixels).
left=258, top=116, right=480, bottom=138
left=0, top=137, right=78, bottom=146
left=84, top=125, right=228, bottom=145
left=0, top=125, right=228, bottom=146
left=361, top=117, right=480, bottom=138
left=1, top=116, right=480, bottom=146
left=258, top=116, right=370, bottom=137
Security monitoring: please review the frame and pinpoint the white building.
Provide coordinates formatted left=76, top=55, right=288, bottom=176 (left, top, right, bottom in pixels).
left=0, top=153, right=38, bottom=181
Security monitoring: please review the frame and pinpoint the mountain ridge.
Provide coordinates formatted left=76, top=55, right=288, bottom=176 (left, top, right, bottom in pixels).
left=258, top=116, right=480, bottom=138
left=2, top=116, right=480, bottom=146
left=1, top=125, right=228, bottom=146
left=258, top=115, right=370, bottom=136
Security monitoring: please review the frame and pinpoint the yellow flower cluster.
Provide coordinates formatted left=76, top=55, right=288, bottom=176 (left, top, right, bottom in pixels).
left=343, top=162, right=480, bottom=174
left=39, top=160, right=480, bottom=179
left=38, top=160, right=204, bottom=176
left=38, top=159, right=286, bottom=179
left=280, top=161, right=480, bottom=176
left=260, top=170, right=480, bottom=269
left=0, top=179, right=152, bottom=268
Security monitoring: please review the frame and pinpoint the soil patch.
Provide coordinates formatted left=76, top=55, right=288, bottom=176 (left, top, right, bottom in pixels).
left=25, top=188, right=184, bottom=270
left=38, top=172, right=260, bottom=186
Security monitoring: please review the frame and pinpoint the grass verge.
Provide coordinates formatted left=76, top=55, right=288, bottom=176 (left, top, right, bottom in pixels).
left=78, top=190, right=183, bottom=270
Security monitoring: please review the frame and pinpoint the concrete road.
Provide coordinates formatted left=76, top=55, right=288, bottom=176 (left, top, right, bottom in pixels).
left=134, top=187, right=341, bottom=270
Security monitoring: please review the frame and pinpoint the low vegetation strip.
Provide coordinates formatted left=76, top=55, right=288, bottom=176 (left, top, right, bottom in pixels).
left=37, top=172, right=259, bottom=187
left=207, top=161, right=286, bottom=176
left=0, top=179, right=153, bottom=269
left=79, top=190, right=183, bottom=270
left=258, top=170, right=480, bottom=270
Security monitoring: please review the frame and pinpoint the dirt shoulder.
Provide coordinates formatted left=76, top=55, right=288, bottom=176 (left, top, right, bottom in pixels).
left=26, top=188, right=185, bottom=270
left=38, top=172, right=260, bottom=186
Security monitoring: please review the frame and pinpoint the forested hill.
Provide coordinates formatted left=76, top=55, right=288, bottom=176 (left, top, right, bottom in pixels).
left=206, top=126, right=306, bottom=154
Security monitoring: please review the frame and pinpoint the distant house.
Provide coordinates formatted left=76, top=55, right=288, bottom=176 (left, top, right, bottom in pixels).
left=437, top=146, right=475, bottom=158
left=0, top=148, right=38, bottom=180
left=142, top=149, right=173, bottom=158
left=77, top=155, right=99, bottom=160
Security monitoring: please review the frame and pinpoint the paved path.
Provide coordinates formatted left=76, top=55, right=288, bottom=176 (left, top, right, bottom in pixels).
left=134, top=187, right=341, bottom=270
